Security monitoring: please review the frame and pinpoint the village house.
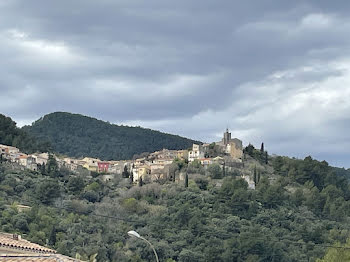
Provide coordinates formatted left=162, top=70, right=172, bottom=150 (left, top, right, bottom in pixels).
left=134, top=157, right=146, bottom=166
left=107, top=164, right=118, bottom=173
left=0, top=144, right=20, bottom=155
left=32, top=152, right=49, bottom=166
left=132, top=165, right=151, bottom=182
left=83, top=163, right=98, bottom=172
left=109, top=161, right=132, bottom=174
left=26, top=155, right=37, bottom=171
left=176, top=150, right=189, bottom=160
left=198, top=158, right=214, bottom=166
left=149, top=149, right=175, bottom=160
left=150, top=162, right=171, bottom=181
left=152, top=158, right=174, bottom=166
left=82, top=157, right=100, bottom=172
left=0, top=145, right=21, bottom=163
left=188, top=144, right=205, bottom=162
left=98, top=161, right=109, bottom=173
left=18, top=154, right=28, bottom=166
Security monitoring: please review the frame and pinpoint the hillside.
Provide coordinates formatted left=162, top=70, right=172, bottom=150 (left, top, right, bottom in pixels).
left=23, top=112, right=200, bottom=160
left=1, top=150, right=350, bottom=261
left=0, top=114, right=51, bottom=153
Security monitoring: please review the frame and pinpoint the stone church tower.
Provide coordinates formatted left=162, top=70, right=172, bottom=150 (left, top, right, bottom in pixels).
left=220, top=128, right=243, bottom=159
left=223, top=128, right=231, bottom=146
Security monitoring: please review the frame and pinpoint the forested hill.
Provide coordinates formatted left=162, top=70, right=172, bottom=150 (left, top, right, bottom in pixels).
left=1, top=146, right=350, bottom=261
left=23, top=112, right=200, bottom=160
left=0, top=114, right=50, bottom=153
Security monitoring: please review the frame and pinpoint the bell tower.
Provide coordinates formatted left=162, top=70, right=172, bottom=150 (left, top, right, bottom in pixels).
left=223, top=128, right=231, bottom=146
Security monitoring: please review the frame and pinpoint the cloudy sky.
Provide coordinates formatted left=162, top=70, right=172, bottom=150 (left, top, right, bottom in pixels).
left=1, top=0, right=350, bottom=167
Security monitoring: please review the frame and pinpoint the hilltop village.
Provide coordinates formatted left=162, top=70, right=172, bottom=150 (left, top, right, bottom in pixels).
left=0, top=129, right=254, bottom=187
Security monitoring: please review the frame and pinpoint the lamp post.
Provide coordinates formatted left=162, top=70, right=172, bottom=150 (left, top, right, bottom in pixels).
left=127, top=230, right=159, bottom=262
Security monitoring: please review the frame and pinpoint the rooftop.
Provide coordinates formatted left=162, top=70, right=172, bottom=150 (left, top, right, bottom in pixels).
left=0, top=233, right=82, bottom=261
left=0, top=254, right=81, bottom=261
left=0, top=233, right=55, bottom=254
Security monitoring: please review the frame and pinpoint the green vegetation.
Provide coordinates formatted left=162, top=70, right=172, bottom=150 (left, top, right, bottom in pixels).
left=23, top=112, right=200, bottom=160
left=1, top=151, right=350, bottom=261
left=317, top=238, right=350, bottom=261
left=0, top=114, right=51, bottom=153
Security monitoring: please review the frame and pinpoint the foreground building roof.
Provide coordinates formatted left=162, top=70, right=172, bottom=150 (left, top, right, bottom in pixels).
left=0, top=233, right=55, bottom=254
left=0, top=233, right=81, bottom=262
left=0, top=254, right=81, bottom=261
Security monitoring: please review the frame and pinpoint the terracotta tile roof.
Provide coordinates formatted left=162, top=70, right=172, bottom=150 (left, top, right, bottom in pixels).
left=0, top=233, right=55, bottom=254
left=0, top=254, right=81, bottom=261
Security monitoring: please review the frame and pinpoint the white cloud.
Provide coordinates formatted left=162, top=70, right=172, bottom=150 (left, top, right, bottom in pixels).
left=300, top=13, right=333, bottom=29
left=2, top=29, right=82, bottom=65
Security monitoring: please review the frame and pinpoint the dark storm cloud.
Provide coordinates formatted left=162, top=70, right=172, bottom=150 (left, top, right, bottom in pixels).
left=1, top=0, right=350, bottom=167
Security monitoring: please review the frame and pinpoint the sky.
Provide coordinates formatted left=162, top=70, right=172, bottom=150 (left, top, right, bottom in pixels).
left=0, top=0, right=349, bottom=168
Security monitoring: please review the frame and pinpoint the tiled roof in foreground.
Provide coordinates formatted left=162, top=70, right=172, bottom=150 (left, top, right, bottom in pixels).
left=0, top=254, right=81, bottom=261
left=0, top=233, right=55, bottom=254
left=0, top=233, right=82, bottom=261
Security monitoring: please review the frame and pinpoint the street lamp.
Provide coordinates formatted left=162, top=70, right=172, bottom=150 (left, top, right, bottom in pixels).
left=127, top=230, right=159, bottom=262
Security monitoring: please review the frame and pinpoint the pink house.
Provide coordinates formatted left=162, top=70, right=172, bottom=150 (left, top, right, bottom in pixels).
left=98, top=162, right=109, bottom=173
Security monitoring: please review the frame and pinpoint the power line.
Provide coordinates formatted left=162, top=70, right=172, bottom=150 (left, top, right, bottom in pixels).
left=14, top=200, right=350, bottom=251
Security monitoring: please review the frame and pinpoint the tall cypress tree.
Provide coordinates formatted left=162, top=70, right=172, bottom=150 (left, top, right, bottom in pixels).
left=254, top=166, right=257, bottom=186
left=130, top=171, right=134, bottom=184
left=40, top=163, right=46, bottom=175
left=138, top=177, right=143, bottom=187
left=48, top=226, right=57, bottom=245
left=185, top=173, right=188, bottom=188
left=122, top=165, right=129, bottom=178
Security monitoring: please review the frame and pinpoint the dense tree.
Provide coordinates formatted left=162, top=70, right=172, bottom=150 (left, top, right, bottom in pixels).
left=0, top=114, right=51, bottom=153
left=35, top=179, right=61, bottom=204
left=23, top=112, right=200, bottom=160
left=67, top=176, right=85, bottom=194
left=317, top=238, right=350, bottom=261
left=207, top=164, right=222, bottom=179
